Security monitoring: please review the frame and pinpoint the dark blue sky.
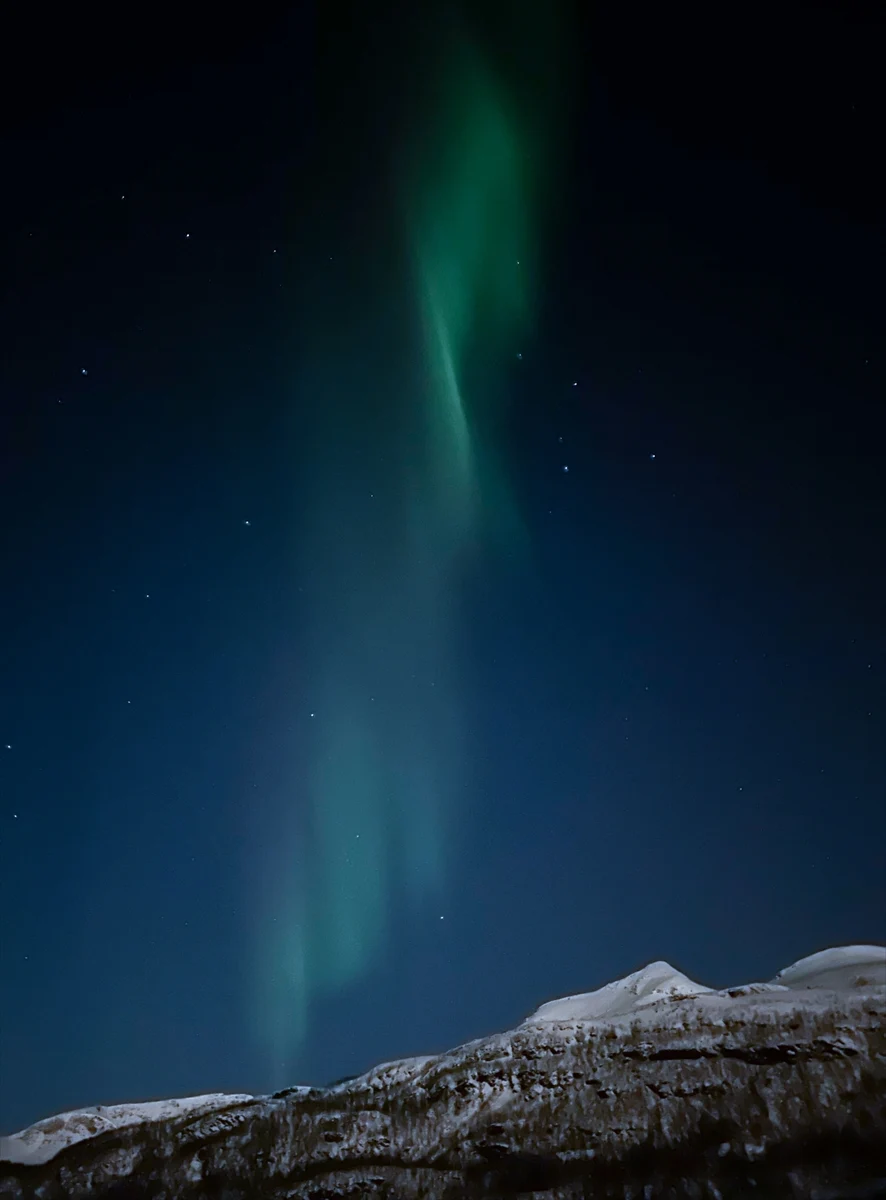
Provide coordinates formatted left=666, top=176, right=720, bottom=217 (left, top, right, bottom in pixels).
left=2, top=0, right=883, bottom=1134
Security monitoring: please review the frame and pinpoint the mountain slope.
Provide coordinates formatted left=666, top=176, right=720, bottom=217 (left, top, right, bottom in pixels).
left=2, top=944, right=884, bottom=1199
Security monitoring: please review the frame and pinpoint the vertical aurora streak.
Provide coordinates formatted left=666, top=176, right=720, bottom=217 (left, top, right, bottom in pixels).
left=254, top=10, right=564, bottom=1079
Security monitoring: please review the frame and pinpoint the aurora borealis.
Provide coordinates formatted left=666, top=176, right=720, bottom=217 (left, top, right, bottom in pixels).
left=255, top=17, right=559, bottom=1078
left=3, top=0, right=884, bottom=1139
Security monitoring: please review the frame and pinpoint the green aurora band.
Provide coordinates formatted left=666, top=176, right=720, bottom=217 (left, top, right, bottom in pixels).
left=255, top=15, right=564, bottom=1079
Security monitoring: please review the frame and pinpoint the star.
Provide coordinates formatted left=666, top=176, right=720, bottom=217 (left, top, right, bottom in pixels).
left=562, top=465, right=569, bottom=473
left=243, top=519, right=251, bottom=526
left=650, top=453, right=656, bottom=460
left=81, top=368, right=88, bottom=375
left=4, top=744, right=10, bottom=750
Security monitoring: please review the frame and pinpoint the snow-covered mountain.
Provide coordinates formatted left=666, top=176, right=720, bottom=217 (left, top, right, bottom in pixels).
left=523, top=943, right=885, bottom=1024
left=2, top=943, right=884, bottom=1199
left=0, top=1093, right=255, bottom=1169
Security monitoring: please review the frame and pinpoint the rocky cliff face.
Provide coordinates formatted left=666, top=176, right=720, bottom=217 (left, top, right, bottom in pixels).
left=2, top=946, right=884, bottom=1199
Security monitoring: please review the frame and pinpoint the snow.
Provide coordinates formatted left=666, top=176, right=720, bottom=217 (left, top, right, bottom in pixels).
left=523, top=945, right=885, bottom=1027
left=524, top=960, right=714, bottom=1023
left=329, top=1056, right=436, bottom=1093
left=769, top=944, right=886, bottom=991
left=0, top=1093, right=253, bottom=1167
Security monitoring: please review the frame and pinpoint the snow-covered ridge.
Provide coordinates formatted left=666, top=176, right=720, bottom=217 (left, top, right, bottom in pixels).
left=2, top=943, right=882, bottom=1168
left=523, top=943, right=885, bottom=1025
left=0, top=1094, right=253, bottom=1167
left=770, top=944, right=886, bottom=990
left=524, top=961, right=714, bottom=1023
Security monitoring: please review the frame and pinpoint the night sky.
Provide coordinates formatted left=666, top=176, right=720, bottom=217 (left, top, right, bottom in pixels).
left=2, top=0, right=884, bottom=1135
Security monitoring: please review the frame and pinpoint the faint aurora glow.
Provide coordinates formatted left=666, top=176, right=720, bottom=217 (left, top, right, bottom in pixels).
left=254, top=9, right=567, bottom=1080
